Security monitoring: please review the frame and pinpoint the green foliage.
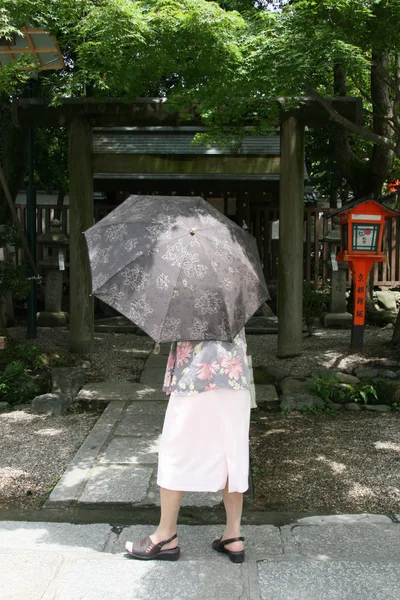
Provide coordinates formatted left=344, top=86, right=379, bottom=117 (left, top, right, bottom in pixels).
left=347, top=382, right=378, bottom=405
left=0, top=340, right=43, bottom=371
left=0, top=226, right=30, bottom=305
left=311, top=374, right=341, bottom=404
left=303, top=282, right=330, bottom=334
left=0, top=360, right=39, bottom=404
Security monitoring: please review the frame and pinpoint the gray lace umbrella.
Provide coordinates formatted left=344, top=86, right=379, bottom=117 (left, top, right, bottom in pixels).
left=84, top=195, right=269, bottom=342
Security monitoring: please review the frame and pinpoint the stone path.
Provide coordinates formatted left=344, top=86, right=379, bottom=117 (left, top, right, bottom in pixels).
left=1, top=516, right=399, bottom=599
left=46, top=344, right=278, bottom=513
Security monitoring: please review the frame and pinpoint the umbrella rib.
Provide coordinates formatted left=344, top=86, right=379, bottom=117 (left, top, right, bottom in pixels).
left=159, top=233, right=193, bottom=342
left=190, top=232, right=233, bottom=341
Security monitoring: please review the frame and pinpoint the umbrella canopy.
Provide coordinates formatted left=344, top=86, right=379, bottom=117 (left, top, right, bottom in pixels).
left=84, top=195, right=269, bottom=342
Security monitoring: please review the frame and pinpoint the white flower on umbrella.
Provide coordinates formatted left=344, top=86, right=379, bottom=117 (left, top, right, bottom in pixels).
left=127, top=295, right=154, bottom=326
left=150, top=324, right=163, bottom=340
left=162, top=238, right=188, bottom=267
left=99, top=284, right=125, bottom=310
left=91, top=246, right=112, bottom=269
left=172, top=289, right=180, bottom=298
left=222, top=278, right=234, bottom=291
left=188, top=318, right=209, bottom=339
left=197, top=213, right=218, bottom=227
left=163, top=318, right=181, bottom=339
left=211, top=238, right=234, bottom=263
left=121, top=264, right=150, bottom=290
left=156, top=273, right=170, bottom=290
left=189, top=236, right=201, bottom=248
left=210, top=260, right=219, bottom=272
left=105, top=224, right=128, bottom=242
left=85, top=229, right=101, bottom=249
left=182, top=253, right=208, bottom=279
left=92, top=272, right=109, bottom=291
left=194, top=290, right=222, bottom=314
left=146, top=214, right=175, bottom=242
left=124, top=238, right=139, bottom=252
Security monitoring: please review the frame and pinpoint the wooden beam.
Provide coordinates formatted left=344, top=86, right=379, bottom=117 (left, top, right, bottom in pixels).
left=69, top=117, right=94, bottom=355
left=92, top=154, right=280, bottom=175
left=12, top=97, right=363, bottom=129
left=277, top=116, right=304, bottom=358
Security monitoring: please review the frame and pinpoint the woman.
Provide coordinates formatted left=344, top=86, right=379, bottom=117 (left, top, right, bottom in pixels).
left=125, top=328, right=251, bottom=563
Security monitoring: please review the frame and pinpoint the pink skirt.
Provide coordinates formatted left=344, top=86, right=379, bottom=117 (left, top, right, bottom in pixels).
left=157, top=388, right=251, bottom=493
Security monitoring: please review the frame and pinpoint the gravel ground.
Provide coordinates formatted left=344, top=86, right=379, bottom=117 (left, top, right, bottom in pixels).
left=3, top=324, right=400, bottom=513
left=250, top=411, right=400, bottom=515
left=10, top=327, right=154, bottom=383
left=247, top=325, right=395, bottom=375
left=0, top=411, right=98, bottom=509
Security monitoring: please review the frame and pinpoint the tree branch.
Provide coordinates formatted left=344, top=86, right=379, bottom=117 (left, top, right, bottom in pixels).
left=306, top=87, right=397, bottom=154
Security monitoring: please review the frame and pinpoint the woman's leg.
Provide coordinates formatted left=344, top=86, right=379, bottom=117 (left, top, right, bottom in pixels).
left=150, top=487, right=184, bottom=548
left=221, top=479, right=244, bottom=551
left=125, top=487, right=183, bottom=553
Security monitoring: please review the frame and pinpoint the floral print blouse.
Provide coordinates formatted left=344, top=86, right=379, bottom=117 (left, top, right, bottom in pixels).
left=163, top=328, right=251, bottom=396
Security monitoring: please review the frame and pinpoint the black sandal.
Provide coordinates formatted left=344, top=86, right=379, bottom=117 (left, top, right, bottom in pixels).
left=212, top=536, right=245, bottom=563
left=125, top=533, right=180, bottom=561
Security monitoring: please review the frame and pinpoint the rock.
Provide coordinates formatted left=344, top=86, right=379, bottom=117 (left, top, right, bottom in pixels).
left=254, top=365, right=291, bottom=384
left=280, top=393, right=324, bottom=411
left=345, top=402, right=361, bottom=411
left=311, top=369, right=337, bottom=379
left=373, top=358, right=399, bottom=369
left=355, top=368, right=379, bottom=379
left=52, top=367, right=85, bottom=399
left=378, top=370, right=397, bottom=379
left=0, top=402, right=10, bottom=413
left=31, top=393, right=72, bottom=416
left=326, top=401, right=344, bottom=410
left=364, top=404, right=391, bottom=412
left=280, top=377, right=314, bottom=395
left=374, top=291, right=398, bottom=312
left=336, top=372, right=360, bottom=384
left=255, top=385, right=280, bottom=409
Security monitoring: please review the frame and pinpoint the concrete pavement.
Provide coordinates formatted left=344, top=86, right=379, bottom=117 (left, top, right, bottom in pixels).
left=1, top=515, right=399, bottom=599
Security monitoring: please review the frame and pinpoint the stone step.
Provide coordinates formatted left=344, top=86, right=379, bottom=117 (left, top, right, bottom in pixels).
left=77, top=383, right=167, bottom=402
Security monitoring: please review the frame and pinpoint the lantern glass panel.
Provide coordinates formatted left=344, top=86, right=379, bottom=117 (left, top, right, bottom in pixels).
left=352, top=223, right=380, bottom=251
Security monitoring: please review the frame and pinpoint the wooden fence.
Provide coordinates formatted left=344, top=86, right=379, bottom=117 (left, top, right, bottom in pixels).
left=15, top=204, right=400, bottom=288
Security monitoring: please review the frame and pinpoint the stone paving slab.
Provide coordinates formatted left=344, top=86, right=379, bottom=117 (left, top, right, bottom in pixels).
left=140, top=367, right=167, bottom=384
left=258, top=560, right=400, bottom=600
left=292, top=523, right=400, bottom=559
left=0, top=521, right=111, bottom=552
left=144, top=354, right=171, bottom=368
left=114, top=402, right=165, bottom=435
left=113, top=524, right=283, bottom=559
left=53, top=557, right=248, bottom=600
left=78, top=465, right=154, bottom=504
left=0, top=549, right=64, bottom=600
left=99, top=436, right=160, bottom=465
left=77, top=383, right=167, bottom=402
left=46, top=401, right=127, bottom=506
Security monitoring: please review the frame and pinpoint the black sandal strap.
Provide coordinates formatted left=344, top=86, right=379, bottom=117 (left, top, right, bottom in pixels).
left=220, top=536, right=245, bottom=547
left=156, top=533, right=178, bottom=548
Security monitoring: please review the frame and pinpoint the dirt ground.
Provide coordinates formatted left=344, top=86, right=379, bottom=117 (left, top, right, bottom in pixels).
left=250, top=411, right=400, bottom=515
left=1, top=327, right=400, bottom=514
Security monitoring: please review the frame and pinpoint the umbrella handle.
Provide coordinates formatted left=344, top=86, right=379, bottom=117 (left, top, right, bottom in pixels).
left=153, top=342, right=161, bottom=355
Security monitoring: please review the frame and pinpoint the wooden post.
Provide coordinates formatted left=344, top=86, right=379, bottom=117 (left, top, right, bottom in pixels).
left=69, top=117, right=94, bottom=354
left=278, top=117, right=304, bottom=357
